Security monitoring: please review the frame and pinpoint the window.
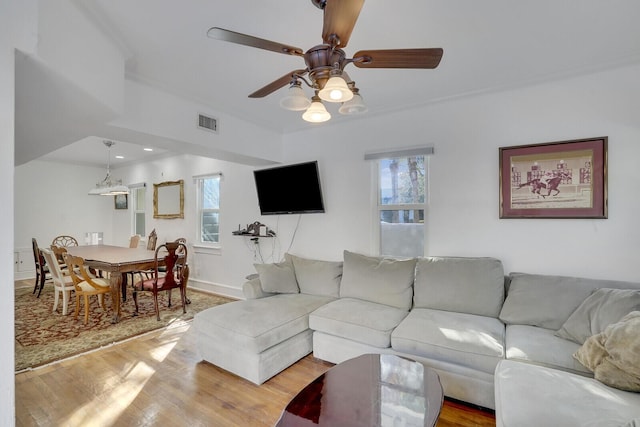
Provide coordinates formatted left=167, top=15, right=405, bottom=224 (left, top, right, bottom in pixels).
left=196, top=174, right=220, bottom=244
left=367, top=148, right=431, bottom=258
left=130, top=184, right=146, bottom=237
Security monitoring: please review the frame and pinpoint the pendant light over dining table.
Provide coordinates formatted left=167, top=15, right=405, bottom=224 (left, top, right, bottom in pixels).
left=88, top=140, right=129, bottom=196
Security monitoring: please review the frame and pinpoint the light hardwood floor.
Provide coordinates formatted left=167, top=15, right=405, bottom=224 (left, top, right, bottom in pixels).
left=15, top=283, right=495, bottom=426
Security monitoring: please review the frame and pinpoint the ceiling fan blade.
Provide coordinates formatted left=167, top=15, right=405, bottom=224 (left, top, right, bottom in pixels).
left=322, top=0, right=364, bottom=48
left=353, top=48, right=444, bottom=69
left=248, top=69, right=308, bottom=98
left=207, top=27, right=304, bottom=56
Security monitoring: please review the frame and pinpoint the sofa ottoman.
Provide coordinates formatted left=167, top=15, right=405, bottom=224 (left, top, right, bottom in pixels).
left=194, top=293, right=333, bottom=384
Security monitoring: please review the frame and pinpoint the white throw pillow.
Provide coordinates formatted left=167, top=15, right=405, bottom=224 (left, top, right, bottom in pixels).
left=289, top=253, right=342, bottom=297
left=254, top=259, right=299, bottom=294
left=556, top=288, right=640, bottom=344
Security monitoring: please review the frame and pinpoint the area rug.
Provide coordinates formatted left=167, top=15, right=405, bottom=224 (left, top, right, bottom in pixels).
left=15, top=285, right=232, bottom=372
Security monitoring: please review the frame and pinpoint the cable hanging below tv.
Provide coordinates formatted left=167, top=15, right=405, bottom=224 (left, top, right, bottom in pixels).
left=253, top=160, right=325, bottom=215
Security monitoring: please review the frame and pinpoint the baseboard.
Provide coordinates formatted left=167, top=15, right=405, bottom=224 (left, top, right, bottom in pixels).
left=14, top=271, right=35, bottom=281
left=188, top=279, right=243, bottom=300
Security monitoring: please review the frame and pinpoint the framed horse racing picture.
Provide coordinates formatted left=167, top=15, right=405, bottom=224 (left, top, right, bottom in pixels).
left=499, top=137, right=607, bottom=219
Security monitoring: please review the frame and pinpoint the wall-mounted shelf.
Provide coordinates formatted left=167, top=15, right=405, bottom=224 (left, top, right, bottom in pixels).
left=232, top=221, right=276, bottom=238
left=232, top=233, right=274, bottom=238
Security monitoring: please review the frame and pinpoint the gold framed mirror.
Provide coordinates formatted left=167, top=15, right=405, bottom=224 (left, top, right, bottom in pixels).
left=153, top=180, right=184, bottom=219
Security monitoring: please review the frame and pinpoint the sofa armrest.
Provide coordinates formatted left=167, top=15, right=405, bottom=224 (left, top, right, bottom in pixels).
left=242, top=277, right=276, bottom=299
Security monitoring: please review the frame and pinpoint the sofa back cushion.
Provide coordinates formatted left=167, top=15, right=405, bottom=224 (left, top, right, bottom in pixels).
left=499, top=273, right=640, bottom=330
left=289, top=253, right=343, bottom=298
left=413, top=256, right=505, bottom=317
left=339, top=250, right=416, bottom=310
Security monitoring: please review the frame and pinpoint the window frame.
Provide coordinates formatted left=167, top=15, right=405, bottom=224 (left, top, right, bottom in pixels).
left=368, top=148, right=432, bottom=257
left=129, top=183, right=146, bottom=238
left=195, top=173, right=221, bottom=247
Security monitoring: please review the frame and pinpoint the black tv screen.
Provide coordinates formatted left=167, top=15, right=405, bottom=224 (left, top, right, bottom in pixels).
left=254, top=161, right=325, bottom=215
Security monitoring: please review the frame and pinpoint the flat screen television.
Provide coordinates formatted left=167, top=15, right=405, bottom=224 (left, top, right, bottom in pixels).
left=254, top=161, right=325, bottom=215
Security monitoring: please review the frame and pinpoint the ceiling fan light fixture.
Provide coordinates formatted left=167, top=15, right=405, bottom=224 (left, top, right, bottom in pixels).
left=280, top=82, right=311, bottom=111
left=318, top=75, right=353, bottom=103
left=339, top=89, right=368, bottom=115
left=302, top=96, right=331, bottom=123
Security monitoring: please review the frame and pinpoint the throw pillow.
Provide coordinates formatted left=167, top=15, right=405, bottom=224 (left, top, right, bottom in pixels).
left=289, top=253, right=342, bottom=297
left=573, top=311, right=640, bottom=392
left=556, top=288, right=640, bottom=344
left=339, top=250, right=416, bottom=310
left=253, top=259, right=299, bottom=294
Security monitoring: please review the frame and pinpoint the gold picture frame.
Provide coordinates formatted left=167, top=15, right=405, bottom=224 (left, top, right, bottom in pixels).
left=153, top=180, right=184, bottom=219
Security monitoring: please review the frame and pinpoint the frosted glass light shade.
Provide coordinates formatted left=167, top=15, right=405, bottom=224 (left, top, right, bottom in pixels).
left=88, top=182, right=129, bottom=196
left=318, top=76, right=353, bottom=103
left=302, top=97, right=331, bottom=123
left=339, top=92, right=368, bottom=115
left=280, top=85, right=311, bottom=111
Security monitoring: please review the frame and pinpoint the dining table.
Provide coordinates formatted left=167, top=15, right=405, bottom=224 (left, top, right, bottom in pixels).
left=66, top=244, right=160, bottom=323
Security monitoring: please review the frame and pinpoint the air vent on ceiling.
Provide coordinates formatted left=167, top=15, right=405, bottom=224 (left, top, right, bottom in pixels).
left=198, top=113, right=219, bottom=133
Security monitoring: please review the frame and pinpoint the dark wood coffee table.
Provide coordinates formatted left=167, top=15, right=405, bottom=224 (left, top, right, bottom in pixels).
left=276, top=353, right=443, bottom=427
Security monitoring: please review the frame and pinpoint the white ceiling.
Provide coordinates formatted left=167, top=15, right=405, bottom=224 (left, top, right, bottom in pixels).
left=36, top=0, right=640, bottom=167
left=40, top=136, right=170, bottom=169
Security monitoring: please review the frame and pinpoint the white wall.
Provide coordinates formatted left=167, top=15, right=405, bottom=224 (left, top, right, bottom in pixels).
left=3, top=0, right=38, bottom=423
left=36, top=0, right=124, bottom=113
left=110, top=154, right=267, bottom=298
left=14, top=160, right=115, bottom=252
left=109, top=80, right=284, bottom=166
left=280, top=63, right=640, bottom=282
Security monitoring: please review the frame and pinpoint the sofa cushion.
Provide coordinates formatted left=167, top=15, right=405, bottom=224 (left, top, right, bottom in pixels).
left=413, top=256, right=505, bottom=317
left=495, top=360, right=640, bottom=427
left=194, top=293, right=333, bottom=354
left=289, top=253, right=342, bottom=298
left=391, top=308, right=505, bottom=374
left=574, top=311, right=640, bottom=392
left=254, top=258, right=298, bottom=294
left=309, top=298, right=409, bottom=348
left=499, top=273, right=640, bottom=330
left=556, top=288, right=640, bottom=344
left=504, top=324, right=591, bottom=375
left=339, top=250, right=416, bottom=310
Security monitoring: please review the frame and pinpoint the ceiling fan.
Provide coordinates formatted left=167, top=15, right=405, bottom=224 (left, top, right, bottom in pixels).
left=207, top=0, right=443, bottom=123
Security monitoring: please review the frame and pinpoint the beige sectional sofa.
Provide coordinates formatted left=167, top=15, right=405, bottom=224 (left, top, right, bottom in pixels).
left=193, top=250, right=640, bottom=425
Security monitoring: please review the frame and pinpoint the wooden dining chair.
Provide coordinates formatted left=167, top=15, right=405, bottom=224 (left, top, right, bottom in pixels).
left=129, top=234, right=141, bottom=248
left=63, top=253, right=111, bottom=325
left=41, top=248, right=75, bottom=315
left=146, top=229, right=158, bottom=251
left=51, top=235, right=79, bottom=247
left=123, top=230, right=157, bottom=300
left=31, top=238, right=51, bottom=297
left=157, top=237, right=191, bottom=304
left=132, top=241, right=189, bottom=321
left=50, top=245, right=69, bottom=269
